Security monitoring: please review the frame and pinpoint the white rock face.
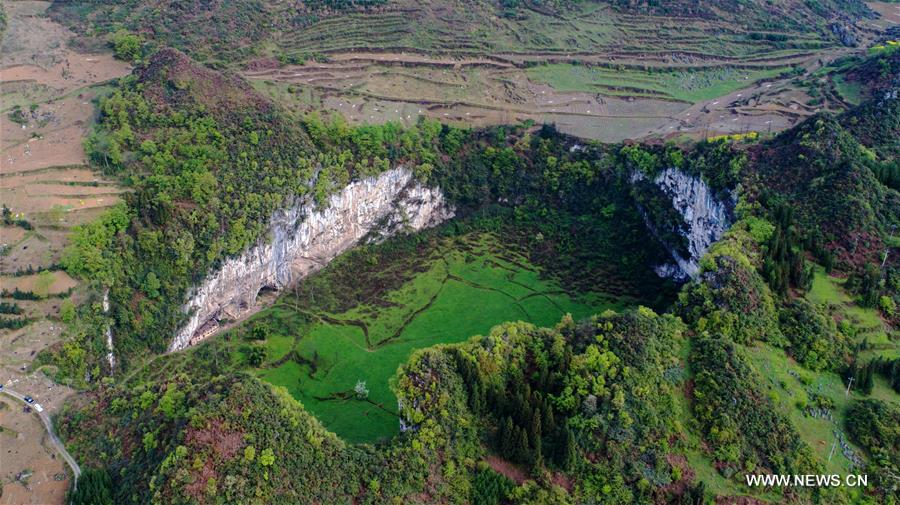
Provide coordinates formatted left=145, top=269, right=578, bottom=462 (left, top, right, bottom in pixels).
left=633, top=167, right=733, bottom=280
left=103, top=289, right=115, bottom=370
left=169, top=167, right=453, bottom=351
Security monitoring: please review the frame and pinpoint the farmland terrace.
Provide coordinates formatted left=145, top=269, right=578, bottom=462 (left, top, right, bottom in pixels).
left=48, top=0, right=890, bottom=141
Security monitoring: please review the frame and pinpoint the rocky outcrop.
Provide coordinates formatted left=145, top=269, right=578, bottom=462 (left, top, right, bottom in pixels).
left=169, top=167, right=453, bottom=351
left=633, top=168, right=733, bottom=280
left=829, top=23, right=858, bottom=47
left=103, top=289, right=115, bottom=370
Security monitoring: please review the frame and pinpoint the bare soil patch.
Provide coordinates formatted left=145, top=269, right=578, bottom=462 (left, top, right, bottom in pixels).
left=1, top=271, right=77, bottom=296
left=1, top=228, right=70, bottom=275
left=483, top=455, right=529, bottom=485
left=0, top=398, right=70, bottom=505
left=1, top=319, right=70, bottom=383
left=0, top=226, right=26, bottom=246
left=3, top=94, right=99, bottom=173
left=0, top=2, right=130, bottom=104
left=867, top=2, right=900, bottom=25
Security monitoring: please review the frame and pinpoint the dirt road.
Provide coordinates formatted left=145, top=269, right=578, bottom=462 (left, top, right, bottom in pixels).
left=0, top=387, right=81, bottom=486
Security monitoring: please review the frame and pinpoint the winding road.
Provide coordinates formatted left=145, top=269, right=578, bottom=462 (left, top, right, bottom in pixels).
left=1, top=387, right=81, bottom=487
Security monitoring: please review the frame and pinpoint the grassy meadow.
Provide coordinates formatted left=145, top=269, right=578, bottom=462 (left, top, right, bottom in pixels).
left=243, top=232, right=631, bottom=442
left=527, top=64, right=791, bottom=103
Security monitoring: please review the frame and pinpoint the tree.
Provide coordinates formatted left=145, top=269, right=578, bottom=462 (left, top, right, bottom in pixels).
left=529, top=410, right=542, bottom=458
left=499, top=416, right=515, bottom=458
left=514, top=426, right=530, bottom=464
left=857, top=263, right=881, bottom=307
left=248, top=346, right=266, bottom=367
left=68, top=467, right=114, bottom=505
left=109, top=30, right=142, bottom=61
left=143, top=272, right=161, bottom=298
left=679, top=481, right=706, bottom=505
left=861, top=361, right=876, bottom=395
left=470, top=382, right=486, bottom=414
left=472, top=465, right=514, bottom=505
left=259, top=448, right=275, bottom=467
left=541, top=402, right=555, bottom=435
left=249, top=322, right=270, bottom=341
left=143, top=431, right=157, bottom=452
left=560, top=427, right=577, bottom=471
left=354, top=379, right=369, bottom=400
left=158, top=383, right=185, bottom=419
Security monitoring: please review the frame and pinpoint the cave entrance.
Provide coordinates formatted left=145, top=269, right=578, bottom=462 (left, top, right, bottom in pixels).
left=256, top=285, right=279, bottom=305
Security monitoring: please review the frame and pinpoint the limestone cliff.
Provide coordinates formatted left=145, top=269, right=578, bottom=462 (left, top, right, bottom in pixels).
left=169, top=168, right=453, bottom=351
left=632, top=167, right=734, bottom=280
left=103, top=289, right=115, bottom=370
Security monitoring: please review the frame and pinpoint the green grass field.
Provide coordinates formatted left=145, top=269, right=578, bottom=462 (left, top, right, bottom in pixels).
left=832, top=74, right=863, bottom=106
left=807, top=267, right=894, bottom=354
left=745, top=343, right=862, bottom=472
left=674, top=266, right=897, bottom=501
left=248, top=232, right=631, bottom=443
left=527, top=64, right=790, bottom=103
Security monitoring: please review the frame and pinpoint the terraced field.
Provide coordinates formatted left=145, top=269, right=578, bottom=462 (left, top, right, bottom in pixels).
left=237, top=232, right=632, bottom=442
left=0, top=3, right=129, bottom=501
left=1, top=2, right=129, bottom=278
left=49, top=0, right=882, bottom=142
left=244, top=52, right=826, bottom=141
left=237, top=0, right=880, bottom=141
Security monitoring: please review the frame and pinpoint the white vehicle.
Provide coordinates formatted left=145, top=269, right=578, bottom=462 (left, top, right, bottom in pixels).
left=33, top=403, right=43, bottom=413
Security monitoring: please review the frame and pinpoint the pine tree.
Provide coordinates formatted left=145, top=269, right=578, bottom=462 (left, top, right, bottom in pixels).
left=542, top=402, right=556, bottom=435
left=514, top=392, right=531, bottom=427
left=847, top=360, right=859, bottom=390
left=470, top=382, right=484, bottom=414
left=532, top=437, right=544, bottom=468
left=538, top=363, right=550, bottom=391
left=891, top=359, right=900, bottom=393
left=529, top=410, right=542, bottom=455
left=514, top=426, right=531, bottom=464
left=500, top=416, right=515, bottom=458
left=560, top=427, right=577, bottom=471
left=861, top=361, right=875, bottom=395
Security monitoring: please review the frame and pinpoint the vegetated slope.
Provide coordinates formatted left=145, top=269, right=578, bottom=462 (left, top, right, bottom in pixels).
left=838, top=46, right=900, bottom=189
left=49, top=0, right=873, bottom=65
left=60, top=309, right=694, bottom=504
left=54, top=49, right=899, bottom=504
left=748, top=120, right=897, bottom=267
left=54, top=48, right=316, bottom=360
left=47, top=48, right=452, bottom=368
left=44, top=47, right=683, bottom=377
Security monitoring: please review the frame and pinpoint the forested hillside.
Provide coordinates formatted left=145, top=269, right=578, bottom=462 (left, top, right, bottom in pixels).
left=45, top=42, right=900, bottom=504
left=3, top=0, right=898, bottom=503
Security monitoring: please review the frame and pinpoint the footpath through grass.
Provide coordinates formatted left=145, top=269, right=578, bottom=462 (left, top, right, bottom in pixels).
left=249, top=232, right=632, bottom=443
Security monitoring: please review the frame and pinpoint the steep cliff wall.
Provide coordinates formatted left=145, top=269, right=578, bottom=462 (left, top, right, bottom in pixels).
left=632, top=168, right=734, bottom=280
left=169, top=168, right=453, bottom=351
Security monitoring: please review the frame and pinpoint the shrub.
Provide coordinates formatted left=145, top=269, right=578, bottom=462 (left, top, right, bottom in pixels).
left=109, top=30, right=142, bottom=61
